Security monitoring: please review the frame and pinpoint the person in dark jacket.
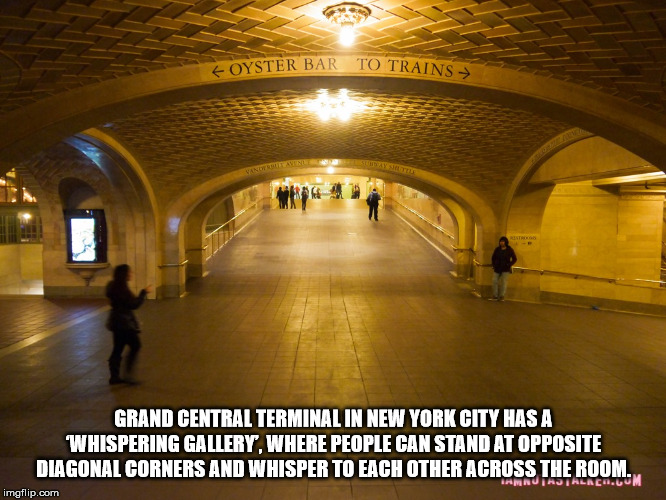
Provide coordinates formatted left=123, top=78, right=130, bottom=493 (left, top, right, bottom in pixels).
left=366, top=188, right=381, bottom=221
left=276, top=186, right=284, bottom=209
left=280, top=186, right=289, bottom=208
left=106, top=264, right=151, bottom=384
left=491, top=236, right=518, bottom=301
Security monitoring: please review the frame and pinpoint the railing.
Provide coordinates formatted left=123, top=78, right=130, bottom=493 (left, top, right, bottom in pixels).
left=391, top=199, right=455, bottom=240
left=158, top=260, right=188, bottom=269
left=202, top=201, right=260, bottom=260
left=391, top=199, right=480, bottom=276
left=475, top=261, right=666, bottom=289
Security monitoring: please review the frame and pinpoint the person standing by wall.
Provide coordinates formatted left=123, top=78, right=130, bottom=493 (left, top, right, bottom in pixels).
left=105, top=264, right=151, bottom=385
left=491, top=236, right=518, bottom=301
left=366, top=188, right=381, bottom=221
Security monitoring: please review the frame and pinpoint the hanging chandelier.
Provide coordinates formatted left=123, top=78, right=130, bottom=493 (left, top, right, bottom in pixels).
left=323, top=3, right=371, bottom=46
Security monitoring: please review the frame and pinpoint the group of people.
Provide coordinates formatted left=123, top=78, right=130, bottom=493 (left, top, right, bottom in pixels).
left=276, top=185, right=312, bottom=211
left=277, top=183, right=368, bottom=204
left=276, top=185, right=325, bottom=209
left=275, top=184, right=384, bottom=221
left=276, top=186, right=296, bottom=209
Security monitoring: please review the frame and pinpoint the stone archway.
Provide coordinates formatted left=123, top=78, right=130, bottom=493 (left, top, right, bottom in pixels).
left=505, top=134, right=665, bottom=309
left=14, top=132, right=159, bottom=298
left=161, top=158, right=494, bottom=298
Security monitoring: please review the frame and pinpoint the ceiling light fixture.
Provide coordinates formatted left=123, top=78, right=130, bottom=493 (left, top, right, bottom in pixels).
left=306, top=89, right=365, bottom=121
left=324, top=2, right=370, bottom=47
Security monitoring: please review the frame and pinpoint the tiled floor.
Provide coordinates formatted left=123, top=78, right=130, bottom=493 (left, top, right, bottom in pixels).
left=0, top=297, right=106, bottom=350
left=0, top=203, right=664, bottom=499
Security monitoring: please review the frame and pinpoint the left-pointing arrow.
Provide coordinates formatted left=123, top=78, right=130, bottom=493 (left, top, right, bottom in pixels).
left=212, top=65, right=224, bottom=78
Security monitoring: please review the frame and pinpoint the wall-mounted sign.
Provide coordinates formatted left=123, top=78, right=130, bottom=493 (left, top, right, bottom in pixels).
left=243, top=159, right=417, bottom=178
left=64, top=209, right=107, bottom=263
left=507, top=234, right=539, bottom=250
left=205, top=56, right=472, bottom=84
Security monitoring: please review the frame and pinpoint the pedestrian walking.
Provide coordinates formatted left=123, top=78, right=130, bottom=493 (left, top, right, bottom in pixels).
left=366, top=188, right=381, bottom=221
left=105, top=264, right=151, bottom=385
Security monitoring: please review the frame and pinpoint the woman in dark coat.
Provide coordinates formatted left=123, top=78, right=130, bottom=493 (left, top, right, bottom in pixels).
left=106, top=264, right=151, bottom=384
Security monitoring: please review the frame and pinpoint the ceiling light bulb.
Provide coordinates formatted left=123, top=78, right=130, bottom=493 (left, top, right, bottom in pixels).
left=339, top=23, right=355, bottom=46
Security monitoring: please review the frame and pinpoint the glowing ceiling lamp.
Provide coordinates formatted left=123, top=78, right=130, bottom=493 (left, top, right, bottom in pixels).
left=305, top=89, right=365, bottom=122
left=324, top=2, right=371, bottom=47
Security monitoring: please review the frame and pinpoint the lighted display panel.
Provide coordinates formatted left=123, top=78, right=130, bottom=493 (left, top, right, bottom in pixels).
left=64, top=210, right=107, bottom=263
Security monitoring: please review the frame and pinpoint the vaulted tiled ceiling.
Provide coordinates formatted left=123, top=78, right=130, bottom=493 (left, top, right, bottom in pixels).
left=2, top=0, right=665, bottom=112
left=102, top=90, right=571, bottom=204
left=1, top=0, right=665, bottom=207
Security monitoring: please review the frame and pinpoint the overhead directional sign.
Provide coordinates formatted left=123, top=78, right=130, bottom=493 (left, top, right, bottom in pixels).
left=205, top=55, right=473, bottom=84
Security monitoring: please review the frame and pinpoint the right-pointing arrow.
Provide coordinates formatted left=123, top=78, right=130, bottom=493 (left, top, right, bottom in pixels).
left=459, top=67, right=470, bottom=79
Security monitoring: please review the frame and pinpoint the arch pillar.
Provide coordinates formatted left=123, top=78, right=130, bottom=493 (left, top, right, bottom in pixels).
left=500, top=129, right=592, bottom=302
left=75, top=131, right=159, bottom=298
left=505, top=185, right=556, bottom=301
left=438, top=198, right=475, bottom=280
left=160, top=216, right=186, bottom=298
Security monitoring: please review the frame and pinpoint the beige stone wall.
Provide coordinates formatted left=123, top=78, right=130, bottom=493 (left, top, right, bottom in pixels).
left=20, top=244, right=43, bottom=280
left=0, top=245, right=21, bottom=286
left=539, top=184, right=665, bottom=306
left=231, top=186, right=261, bottom=229
left=0, top=244, right=43, bottom=285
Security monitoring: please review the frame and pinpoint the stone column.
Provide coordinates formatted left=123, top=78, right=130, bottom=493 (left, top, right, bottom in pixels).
left=159, top=216, right=187, bottom=298
left=454, top=209, right=475, bottom=280
left=504, top=185, right=555, bottom=302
